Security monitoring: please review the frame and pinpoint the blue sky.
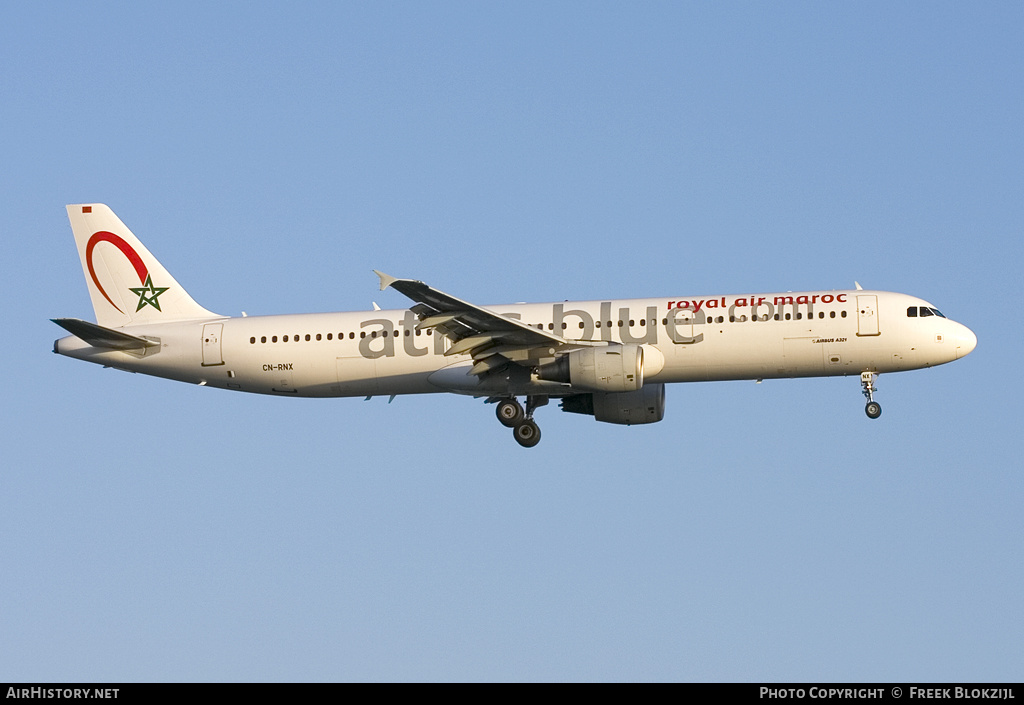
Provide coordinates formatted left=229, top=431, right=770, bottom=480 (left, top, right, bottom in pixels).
left=2, top=2, right=1021, bottom=681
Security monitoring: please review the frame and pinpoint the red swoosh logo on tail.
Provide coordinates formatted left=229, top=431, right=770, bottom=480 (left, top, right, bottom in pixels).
left=85, top=231, right=150, bottom=314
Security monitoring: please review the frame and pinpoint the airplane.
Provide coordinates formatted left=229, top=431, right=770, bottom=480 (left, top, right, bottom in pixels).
left=52, top=204, right=977, bottom=447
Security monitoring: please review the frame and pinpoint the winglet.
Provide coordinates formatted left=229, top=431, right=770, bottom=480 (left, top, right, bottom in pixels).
left=373, top=270, right=399, bottom=291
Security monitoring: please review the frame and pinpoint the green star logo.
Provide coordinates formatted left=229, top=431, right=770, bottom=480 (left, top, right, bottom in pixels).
left=129, top=274, right=170, bottom=312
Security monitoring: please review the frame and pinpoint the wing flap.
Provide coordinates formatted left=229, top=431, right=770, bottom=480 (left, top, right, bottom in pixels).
left=470, top=354, right=511, bottom=376
left=444, top=333, right=510, bottom=357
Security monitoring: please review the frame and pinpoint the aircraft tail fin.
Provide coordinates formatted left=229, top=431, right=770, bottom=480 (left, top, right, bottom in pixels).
left=66, top=204, right=220, bottom=327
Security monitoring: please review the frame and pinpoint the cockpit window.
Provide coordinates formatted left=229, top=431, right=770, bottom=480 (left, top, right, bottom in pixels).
left=909, top=307, right=946, bottom=321
left=911, top=306, right=947, bottom=319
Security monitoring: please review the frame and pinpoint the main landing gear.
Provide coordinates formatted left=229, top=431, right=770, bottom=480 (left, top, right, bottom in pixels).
left=861, top=371, right=881, bottom=419
left=495, top=396, right=547, bottom=448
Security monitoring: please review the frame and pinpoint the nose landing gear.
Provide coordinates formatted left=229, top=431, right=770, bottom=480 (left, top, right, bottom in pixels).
left=495, top=396, right=547, bottom=447
left=861, top=371, right=881, bottom=419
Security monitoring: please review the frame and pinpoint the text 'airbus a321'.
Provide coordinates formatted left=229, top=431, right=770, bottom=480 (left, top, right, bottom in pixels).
left=53, top=205, right=977, bottom=447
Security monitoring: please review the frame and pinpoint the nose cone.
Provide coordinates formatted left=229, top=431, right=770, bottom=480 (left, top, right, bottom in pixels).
left=955, top=325, right=977, bottom=359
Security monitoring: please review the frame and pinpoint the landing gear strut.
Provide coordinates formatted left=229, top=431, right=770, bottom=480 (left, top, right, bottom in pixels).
left=495, top=396, right=547, bottom=447
left=861, top=371, right=881, bottom=419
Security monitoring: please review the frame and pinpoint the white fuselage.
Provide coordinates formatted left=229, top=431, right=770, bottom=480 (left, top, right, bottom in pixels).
left=54, top=289, right=977, bottom=398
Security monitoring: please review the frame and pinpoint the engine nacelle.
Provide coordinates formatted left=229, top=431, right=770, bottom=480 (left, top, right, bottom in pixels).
left=560, top=384, right=666, bottom=425
left=538, top=344, right=644, bottom=393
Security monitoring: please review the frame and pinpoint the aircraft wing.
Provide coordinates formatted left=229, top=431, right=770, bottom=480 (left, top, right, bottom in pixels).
left=374, top=271, right=589, bottom=376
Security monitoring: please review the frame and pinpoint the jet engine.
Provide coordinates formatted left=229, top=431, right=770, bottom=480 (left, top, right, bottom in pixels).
left=537, top=344, right=643, bottom=393
left=560, top=384, right=666, bottom=425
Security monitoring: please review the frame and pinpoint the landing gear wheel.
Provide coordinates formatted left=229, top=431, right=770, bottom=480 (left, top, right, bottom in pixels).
left=496, top=399, right=525, bottom=428
left=513, top=420, right=541, bottom=448
left=865, top=401, right=882, bottom=419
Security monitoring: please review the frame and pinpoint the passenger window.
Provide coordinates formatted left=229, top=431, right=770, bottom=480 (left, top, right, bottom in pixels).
left=830, top=311, right=836, bottom=319
left=841, top=311, right=847, bottom=318
left=327, top=333, right=333, bottom=340
left=261, top=336, right=267, bottom=343
left=305, top=334, right=311, bottom=341
left=272, top=336, right=278, bottom=343
left=250, top=337, right=255, bottom=344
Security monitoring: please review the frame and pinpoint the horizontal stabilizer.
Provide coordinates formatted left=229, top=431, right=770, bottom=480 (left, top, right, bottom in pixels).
left=51, top=318, right=160, bottom=351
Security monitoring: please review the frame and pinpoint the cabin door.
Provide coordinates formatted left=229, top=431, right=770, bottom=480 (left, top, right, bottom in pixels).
left=856, top=295, right=880, bottom=337
left=201, top=323, right=224, bottom=366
